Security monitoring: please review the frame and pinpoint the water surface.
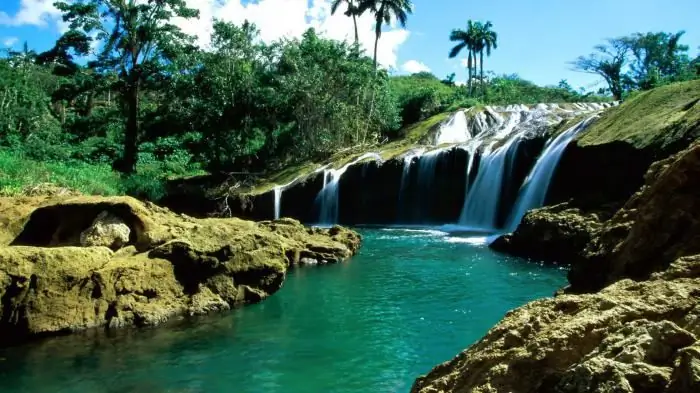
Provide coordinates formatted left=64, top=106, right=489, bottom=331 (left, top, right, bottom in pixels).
left=0, top=229, right=566, bottom=393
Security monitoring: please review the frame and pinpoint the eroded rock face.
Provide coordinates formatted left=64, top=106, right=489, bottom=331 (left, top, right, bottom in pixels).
left=411, top=257, right=700, bottom=393
left=570, top=141, right=700, bottom=292
left=0, top=196, right=361, bottom=344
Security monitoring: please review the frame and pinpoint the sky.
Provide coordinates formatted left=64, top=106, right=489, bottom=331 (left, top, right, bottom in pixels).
left=1, top=0, right=698, bottom=91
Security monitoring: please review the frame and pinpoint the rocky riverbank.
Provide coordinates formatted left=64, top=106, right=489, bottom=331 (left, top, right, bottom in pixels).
left=412, top=112, right=700, bottom=391
left=0, top=196, right=360, bottom=345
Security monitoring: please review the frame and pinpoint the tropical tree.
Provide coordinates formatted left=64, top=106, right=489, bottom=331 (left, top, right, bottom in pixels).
left=331, top=0, right=362, bottom=44
left=472, top=21, right=497, bottom=96
left=448, top=20, right=477, bottom=95
left=623, top=31, right=691, bottom=89
left=571, top=38, right=628, bottom=100
left=359, top=0, right=413, bottom=69
left=52, top=0, right=199, bottom=174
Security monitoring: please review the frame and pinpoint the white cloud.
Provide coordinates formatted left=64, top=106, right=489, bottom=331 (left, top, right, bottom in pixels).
left=455, top=80, right=466, bottom=86
left=174, top=0, right=411, bottom=69
left=2, top=37, right=19, bottom=47
left=402, top=59, right=430, bottom=74
left=0, top=0, right=61, bottom=27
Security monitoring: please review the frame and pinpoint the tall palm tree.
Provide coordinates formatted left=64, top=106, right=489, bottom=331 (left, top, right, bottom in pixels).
left=473, top=21, right=498, bottom=96
left=360, top=0, right=413, bottom=69
left=331, top=0, right=361, bottom=44
left=448, top=20, right=477, bottom=95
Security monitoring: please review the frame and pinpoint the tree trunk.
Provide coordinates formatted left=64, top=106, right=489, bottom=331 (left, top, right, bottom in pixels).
left=373, top=24, right=381, bottom=69
left=480, top=50, right=485, bottom=96
left=84, top=92, right=94, bottom=117
left=122, top=79, right=139, bottom=174
left=467, top=49, right=473, bottom=96
left=352, top=14, right=359, bottom=44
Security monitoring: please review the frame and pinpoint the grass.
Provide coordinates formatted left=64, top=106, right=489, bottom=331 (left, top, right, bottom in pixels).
left=0, top=149, right=203, bottom=200
left=0, top=149, right=124, bottom=196
left=578, top=80, right=700, bottom=150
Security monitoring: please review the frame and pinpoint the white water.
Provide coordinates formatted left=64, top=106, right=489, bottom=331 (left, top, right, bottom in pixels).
left=503, top=115, right=599, bottom=232
left=458, top=136, right=522, bottom=230
left=274, top=187, right=282, bottom=220
left=435, top=110, right=470, bottom=144
left=316, top=152, right=383, bottom=224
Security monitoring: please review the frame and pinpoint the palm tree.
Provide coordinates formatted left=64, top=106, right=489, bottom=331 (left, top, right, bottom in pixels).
left=473, top=21, right=498, bottom=96
left=360, top=0, right=413, bottom=69
left=449, top=20, right=477, bottom=95
left=331, top=0, right=361, bottom=44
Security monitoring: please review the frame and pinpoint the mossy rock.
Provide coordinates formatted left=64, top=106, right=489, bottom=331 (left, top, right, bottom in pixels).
left=0, top=196, right=361, bottom=343
left=578, top=80, right=700, bottom=152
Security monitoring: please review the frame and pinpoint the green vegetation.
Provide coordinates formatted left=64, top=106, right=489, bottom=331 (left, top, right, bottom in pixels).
left=448, top=20, right=498, bottom=98
left=360, top=0, right=414, bottom=69
left=0, top=0, right=696, bottom=201
left=0, top=149, right=122, bottom=196
left=572, top=31, right=699, bottom=100
left=578, top=79, right=700, bottom=150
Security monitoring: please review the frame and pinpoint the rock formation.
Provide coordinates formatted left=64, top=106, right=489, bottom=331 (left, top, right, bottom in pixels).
left=79, top=211, right=131, bottom=249
left=412, top=136, right=700, bottom=393
left=0, top=196, right=360, bottom=344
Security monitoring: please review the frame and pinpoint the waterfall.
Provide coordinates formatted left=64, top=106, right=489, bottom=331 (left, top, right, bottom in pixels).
left=316, top=152, right=382, bottom=225
left=273, top=186, right=282, bottom=220
left=412, top=149, right=444, bottom=222
left=435, top=110, right=470, bottom=144
left=458, top=136, right=523, bottom=231
left=460, top=141, right=481, bottom=207
left=503, top=116, right=598, bottom=232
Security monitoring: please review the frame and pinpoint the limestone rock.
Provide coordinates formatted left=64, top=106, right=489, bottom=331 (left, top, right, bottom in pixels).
left=411, top=257, right=700, bottom=393
left=490, top=202, right=608, bottom=264
left=570, top=140, right=700, bottom=292
left=0, top=196, right=361, bottom=344
left=79, top=211, right=131, bottom=250
left=412, top=138, right=700, bottom=393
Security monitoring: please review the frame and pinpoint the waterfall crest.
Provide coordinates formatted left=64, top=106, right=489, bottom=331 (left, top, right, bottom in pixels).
left=503, top=115, right=599, bottom=231
left=316, top=152, right=383, bottom=225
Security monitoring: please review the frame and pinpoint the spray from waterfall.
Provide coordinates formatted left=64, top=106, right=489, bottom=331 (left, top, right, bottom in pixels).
left=503, top=115, right=598, bottom=232
left=316, top=152, right=383, bottom=225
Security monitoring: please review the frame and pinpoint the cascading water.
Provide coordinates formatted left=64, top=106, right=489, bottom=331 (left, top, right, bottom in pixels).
left=265, top=102, right=614, bottom=227
left=316, top=152, right=383, bottom=225
left=411, top=149, right=445, bottom=222
left=458, top=136, right=523, bottom=231
left=435, top=110, right=470, bottom=144
left=503, top=115, right=598, bottom=232
left=274, top=186, right=282, bottom=220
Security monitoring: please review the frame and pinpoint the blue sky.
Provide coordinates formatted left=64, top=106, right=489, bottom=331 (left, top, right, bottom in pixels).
left=1, top=0, right=698, bottom=91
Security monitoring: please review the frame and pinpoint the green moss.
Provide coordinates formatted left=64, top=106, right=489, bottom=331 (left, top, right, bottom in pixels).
left=401, top=111, right=452, bottom=143
left=578, top=80, right=700, bottom=150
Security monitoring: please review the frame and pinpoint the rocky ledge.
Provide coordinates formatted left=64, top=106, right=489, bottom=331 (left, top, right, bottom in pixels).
left=0, top=196, right=360, bottom=344
left=413, top=140, right=700, bottom=392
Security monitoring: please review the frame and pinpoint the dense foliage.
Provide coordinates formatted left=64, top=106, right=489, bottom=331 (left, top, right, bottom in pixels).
left=0, top=1, right=696, bottom=201
left=572, top=31, right=699, bottom=99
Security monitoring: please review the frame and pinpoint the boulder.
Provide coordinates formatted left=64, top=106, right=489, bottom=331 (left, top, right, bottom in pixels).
left=79, top=210, right=131, bottom=249
left=490, top=203, right=610, bottom=265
